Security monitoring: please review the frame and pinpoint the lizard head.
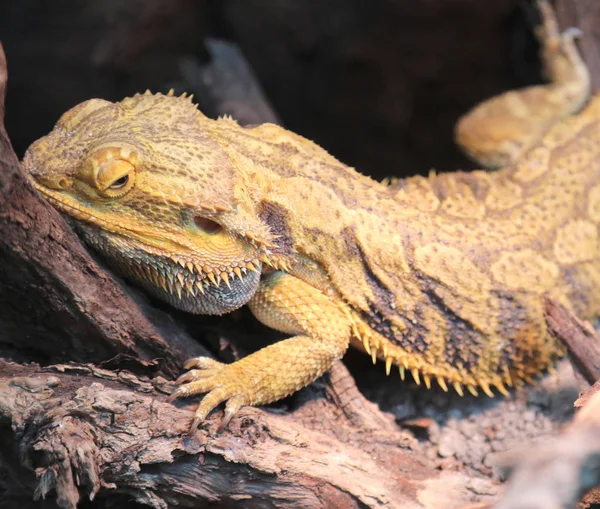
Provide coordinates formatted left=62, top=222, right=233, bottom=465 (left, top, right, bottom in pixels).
left=23, top=91, right=276, bottom=314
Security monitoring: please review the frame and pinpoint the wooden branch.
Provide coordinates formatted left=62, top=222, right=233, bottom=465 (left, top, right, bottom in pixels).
left=493, top=390, right=600, bottom=509
left=0, top=43, right=5, bottom=120
left=179, top=39, right=280, bottom=126
left=545, top=298, right=600, bottom=384
left=0, top=359, right=497, bottom=509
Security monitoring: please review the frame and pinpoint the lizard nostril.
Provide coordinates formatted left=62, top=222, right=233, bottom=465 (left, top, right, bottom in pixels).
left=194, top=216, right=223, bottom=234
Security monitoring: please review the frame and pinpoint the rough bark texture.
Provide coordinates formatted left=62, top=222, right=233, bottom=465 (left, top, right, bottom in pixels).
left=179, top=39, right=281, bottom=127
left=1, top=1, right=600, bottom=508
left=3, top=360, right=480, bottom=509
left=495, top=391, right=600, bottom=509
left=545, top=298, right=600, bottom=386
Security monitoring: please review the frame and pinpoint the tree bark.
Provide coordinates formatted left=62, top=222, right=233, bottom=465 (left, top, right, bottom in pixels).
left=545, top=298, right=600, bottom=385
left=1, top=359, right=455, bottom=509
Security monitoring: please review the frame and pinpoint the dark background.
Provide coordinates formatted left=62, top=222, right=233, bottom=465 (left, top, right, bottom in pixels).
left=0, top=0, right=544, bottom=180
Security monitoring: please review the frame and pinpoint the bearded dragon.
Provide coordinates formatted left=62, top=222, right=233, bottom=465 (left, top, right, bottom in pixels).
left=23, top=1, right=600, bottom=433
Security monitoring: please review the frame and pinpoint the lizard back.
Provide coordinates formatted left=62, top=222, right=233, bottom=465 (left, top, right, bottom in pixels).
left=212, top=96, right=600, bottom=390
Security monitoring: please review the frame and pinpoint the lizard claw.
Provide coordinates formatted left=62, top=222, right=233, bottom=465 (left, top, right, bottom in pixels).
left=563, top=27, right=582, bottom=40
left=169, top=356, right=250, bottom=433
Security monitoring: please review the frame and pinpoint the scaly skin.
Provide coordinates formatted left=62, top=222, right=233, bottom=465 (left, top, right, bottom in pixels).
left=23, top=1, right=600, bottom=432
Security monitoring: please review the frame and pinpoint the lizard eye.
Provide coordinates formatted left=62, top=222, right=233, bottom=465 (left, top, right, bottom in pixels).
left=109, top=174, right=130, bottom=189
left=96, top=158, right=136, bottom=198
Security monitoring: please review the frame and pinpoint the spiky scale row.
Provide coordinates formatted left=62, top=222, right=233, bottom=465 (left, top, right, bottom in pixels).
left=363, top=330, right=512, bottom=398
left=259, top=253, right=292, bottom=273
left=128, top=250, right=265, bottom=301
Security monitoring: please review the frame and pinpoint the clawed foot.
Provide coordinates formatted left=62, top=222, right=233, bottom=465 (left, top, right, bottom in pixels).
left=167, top=356, right=250, bottom=434
left=536, top=0, right=582, bottom=52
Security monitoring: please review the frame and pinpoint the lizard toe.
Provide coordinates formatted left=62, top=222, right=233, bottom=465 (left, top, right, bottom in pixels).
left=189, top=388, right=249, bottom=434
left=169, top=377, right=221, bottom=402
left=218, top=395, right=247, bottom=433
left=183, top=356, right=224, bottom=370
left=169, top=361, right=252, bottom=432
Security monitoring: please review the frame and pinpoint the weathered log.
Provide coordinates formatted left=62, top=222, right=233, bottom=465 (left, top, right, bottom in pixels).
left=0, top=358, right=503, bottom=509
left=493, top=390, right=600, bottom=509
left=179, top=39, right=280, bottom=126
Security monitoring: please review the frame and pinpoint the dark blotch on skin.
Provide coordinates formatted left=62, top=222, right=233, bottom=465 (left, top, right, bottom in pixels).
left=420, top=280, right=483, bottom=372
left=492, top=289, right=540, bottom=373
left=341, top=227, right=431, bottom=352
left=342, top=226, right=396, bottom=315
left=258, top=200, right=295, bottom=255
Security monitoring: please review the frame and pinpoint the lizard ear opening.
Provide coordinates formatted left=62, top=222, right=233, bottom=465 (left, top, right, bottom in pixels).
left=194, top=216, right=223, bottom=234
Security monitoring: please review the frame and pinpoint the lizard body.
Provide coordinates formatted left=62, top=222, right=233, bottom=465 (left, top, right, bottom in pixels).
left=23, top=2, right=600, bottom=431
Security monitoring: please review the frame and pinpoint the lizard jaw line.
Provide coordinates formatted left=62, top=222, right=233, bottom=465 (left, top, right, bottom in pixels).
left=33, top=183, right=262, bottom=290
left=33, top=179, right=279, bottom=262
left=32, top=182, right=170, bottom=240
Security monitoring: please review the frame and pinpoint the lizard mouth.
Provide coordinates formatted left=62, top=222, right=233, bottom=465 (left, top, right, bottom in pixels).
left=33, top=182, right=263, bottom=315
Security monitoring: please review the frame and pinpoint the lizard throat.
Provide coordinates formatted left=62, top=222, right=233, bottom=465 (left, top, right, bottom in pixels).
left=76, top=222, right=263, bottom=315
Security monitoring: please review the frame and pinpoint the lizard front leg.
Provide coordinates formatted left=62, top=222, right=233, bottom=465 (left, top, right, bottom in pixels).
left=170, top=272, right=354, bottom=433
